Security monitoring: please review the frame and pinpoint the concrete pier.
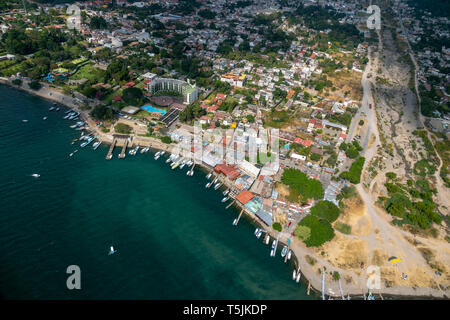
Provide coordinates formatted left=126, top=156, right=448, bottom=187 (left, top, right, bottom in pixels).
left=118, top=138, right=129, bottom=159
left=106, top=138, right=116, bottom=160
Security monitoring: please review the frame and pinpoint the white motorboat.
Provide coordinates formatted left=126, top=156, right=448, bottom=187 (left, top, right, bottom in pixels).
left=281, top=245, right=288, bottom=257
left=108, top=246, right=117, bottom=255
left=292, top=269, right=297, bottom=281
left=31, top=173, right=40, bottom=178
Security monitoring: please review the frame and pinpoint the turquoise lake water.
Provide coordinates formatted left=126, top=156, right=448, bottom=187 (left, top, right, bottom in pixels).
left=0, top=84, right=316, bottom=300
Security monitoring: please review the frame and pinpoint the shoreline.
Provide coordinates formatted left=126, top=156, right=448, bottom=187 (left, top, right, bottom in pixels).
left=1, top=79, right=447, bottom=300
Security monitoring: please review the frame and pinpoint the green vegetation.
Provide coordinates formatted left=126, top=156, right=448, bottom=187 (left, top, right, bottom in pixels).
left=90, top=104, right=114, bottom=121
left=272, top=222, right=282, bottom=232
left=178, top=102, right=206, bottom=123
left=311, top=200, right=341, bottom=223
left=160, top=136, right=172, bottom=144
left=298, top=215, right=335, bottom=247
left=28, top=80, right=41, bottom=90
left=340, top=156, right=365, bottom=184
left=122, top=87, right=143, bottom=106
left=337, top=185, right=357, bottom=200
left=12, top=78, right=22, bottom=86
left=114, top=123, right=132, bottom=134
left=90, top=16, right=108, bottom=30
left=294, top=225, right=311, bottom=241
left=281, top=169, right=324, bottom=201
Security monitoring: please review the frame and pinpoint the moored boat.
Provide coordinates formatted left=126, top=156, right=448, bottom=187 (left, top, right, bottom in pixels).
left=221, top=196, right=229, bottom=203
left=214, top=182, right=222, bottom=190
left=292, top=269, right=297, bottom=281
left=281, top=245, right=288, bottom=257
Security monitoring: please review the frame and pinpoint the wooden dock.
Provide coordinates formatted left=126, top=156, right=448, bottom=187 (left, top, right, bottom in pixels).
left=118, top=139, right=128, bottom=159
left=284, top=240, right=291, bottom=263
left=225, top=200, right=235, bottom=210
left=105, top=138, right=117, bottom=160
left=234, top=209, right=244, bottom=225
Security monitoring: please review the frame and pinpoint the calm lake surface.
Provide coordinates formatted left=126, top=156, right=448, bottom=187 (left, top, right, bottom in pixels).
left=0, top=84, right=316, bottom=299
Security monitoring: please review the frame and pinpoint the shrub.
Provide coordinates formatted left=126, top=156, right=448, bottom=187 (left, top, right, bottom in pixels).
left=160, top=136, right=172, bottom=144
left=272, top=222, right=282, bottom=232
left=28, top=80, right=41, bottom=90
left=386, top=172, right=397, bottom=180
left=340, top=157, right=365, bottom=184
left=311, top=200, right=341, bottom=223
left=114, top=123, right=132, bottom=134
left=12, top=78, right=22, bottom=86
left=298, top=215, right=335, bottom=247
left=294, top=225, right=311, bottom=241
left=281, top=169, right=324, bottom=200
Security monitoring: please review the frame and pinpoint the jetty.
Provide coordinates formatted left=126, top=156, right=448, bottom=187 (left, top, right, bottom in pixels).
left=118, top=138, right=129, bottom=159
left=321, top=267, right=325, bottom=300
left=106, top=138, right=117, bottom=160
left=338, top=279, right=345, bottom=300
left=234, top=209, right=244, bottom=225
left=225, top=200, right=235, bottom=210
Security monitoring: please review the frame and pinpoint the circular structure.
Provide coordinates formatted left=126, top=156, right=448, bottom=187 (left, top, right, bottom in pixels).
left=150, top=95, right=174, bottom=107
left=147, top=77, right=199, bottom=104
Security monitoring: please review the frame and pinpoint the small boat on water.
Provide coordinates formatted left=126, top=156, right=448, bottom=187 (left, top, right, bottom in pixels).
left=171, top=161, right=180, bottom=169
left=281, top=245, right=288, bottom=257
left=160, top=150, right=166, bottom=156
left=31, top=173, right=40, bottom=178
left=206, top=172, right=212, bottom=179
left=296, top=270, right=301, bottom=283
left=270, top=248, right=275, bottom=257
left=223, top=189, right=230, bottom=196
left=232, top=218, right=237, bottom=225
left=56, top=107, right=60, bottom=111
left=271, top=239, right=276, bottom=249
left=49, top=107, right=55, bottom=111
left=154, top=151, right=161, bottom=160
left=108, top=246, right=116, bottom=255
left=22, top=119, right=28, bottom=122
left=287, top=250, right=292, bottom=260
left=254, top=228, right=260, bottom=236
left=92, top=141, right=101, bottom=150
left=212, top=177, right=218, bottom=184
left=165, top=156, right=173, bottom=163
left=292, top=269, right=297, bottom=281
left=265, top=235, right=270, bottom=245
left=106, top=153, right=113, bottom=160
left=256, top=230, right=263, bottom=239
left=221, top=196, right=229, bottom=203
left=205, top=182, right=212, bottom=188
left=43, top=117, right=47, bottom=120
left=214, top=182, right=222, bottom=190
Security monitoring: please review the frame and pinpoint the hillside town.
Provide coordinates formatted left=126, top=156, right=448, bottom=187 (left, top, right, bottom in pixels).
left=1, top=0, right=449, bottom=299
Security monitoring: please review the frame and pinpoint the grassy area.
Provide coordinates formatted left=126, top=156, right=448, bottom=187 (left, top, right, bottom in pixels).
left=70, top=63, right=105, bottom=83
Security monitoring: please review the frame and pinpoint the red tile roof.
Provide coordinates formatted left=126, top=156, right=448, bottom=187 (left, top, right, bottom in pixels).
left=236, top=190, right=254, bottom=205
